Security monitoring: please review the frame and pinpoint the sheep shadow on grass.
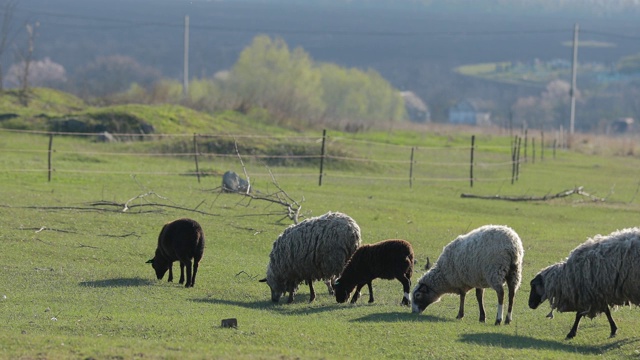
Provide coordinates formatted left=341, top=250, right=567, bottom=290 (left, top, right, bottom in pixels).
left=79, top=277, right=155, bottom=287
left=352, top=311, right=450, bottom=323
left=191, top=296, right=346, bottom=315
left=459, top=333, right=639, bottom=355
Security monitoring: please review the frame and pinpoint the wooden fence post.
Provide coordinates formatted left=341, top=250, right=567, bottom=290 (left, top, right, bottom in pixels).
left=523, top=129, right=528, bottom=163
left=511, top=135, right=517, bottom=184
left=319, top=129, right=326, bottom=186
left=516, top=136, right=522, bottom=181
left=409, top=147, right=415, bottom=189
left=541, top=131, right=545, bottom=161
left=470, top=135, right=475, bottom=188
left=47, top=133, right=53, bottom=182
left=532, top=137, right=536, bottom=164
left=193, top=133, right=200, bottom=183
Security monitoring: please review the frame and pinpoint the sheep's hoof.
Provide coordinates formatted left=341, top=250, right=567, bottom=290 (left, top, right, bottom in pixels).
left=609, top=333, right=617, bottom=339
left=494, top=319, right=502, bottom=326
left=565, top=332, right=576, bottom=340
left=479, top=317, right=485, bottom=323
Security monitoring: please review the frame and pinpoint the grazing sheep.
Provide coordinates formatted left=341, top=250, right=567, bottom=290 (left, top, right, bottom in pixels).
left=259, top=211, right=361, bottom=304
left=411, top=225, right=524, bottom=325
left=333, top=239, right=414, bottom=306
left=146, top=218, right=205, bottom=288
left=529, top=227, right=640, bottom=339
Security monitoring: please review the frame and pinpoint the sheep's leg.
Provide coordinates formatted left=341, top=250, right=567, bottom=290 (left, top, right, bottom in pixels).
left=183, top=260, right=192, bottom=288
left=604, top=307, right=618, bottom=338
left=308, top=280, right=316, bottom=303
left=397, top=274, right=411, bottom=306
left=191, top=260, right=199, bottom=287
left=566, top=312, right=584, bottom=339
left=475, top=288, right=486, bottom=323
left=167, top=265, right=174, bottom=282
left=325, top=277, right=335, bottom=295
left=366, top=282, right=374, bottom=303
left=179, top=262, right=187, bottom=285
left=456, top=292, right=466, bottom=320
left=494, top=286, right=504, bottom=325
left=287, top=291, right=295, bottom=304
left=351, top=283, right=366, bottom=304
left=505, top=277, right=516, bottom=325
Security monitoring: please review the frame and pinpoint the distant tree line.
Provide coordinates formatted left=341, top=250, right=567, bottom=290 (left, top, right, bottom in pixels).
left=1, top=33, right=406, bottom=130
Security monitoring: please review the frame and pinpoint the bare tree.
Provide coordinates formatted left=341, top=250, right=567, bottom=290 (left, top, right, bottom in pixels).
left=0, top=0, right=20, bottom=91
left=17, top=20, right=36, bottom=105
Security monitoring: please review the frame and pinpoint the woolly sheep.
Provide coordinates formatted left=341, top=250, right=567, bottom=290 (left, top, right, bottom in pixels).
left=259, top=211, right=362, bottom=304
left=146, top=218, right=205, bottom=288
left=333, top=239, right=414, bottom=306
left=529, top=227, right=640, bottom=339
left=411, top=225, right=524, bottom=325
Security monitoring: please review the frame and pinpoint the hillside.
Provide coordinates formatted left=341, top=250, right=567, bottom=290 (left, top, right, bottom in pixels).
left=0, top=88, right=278, bottom=135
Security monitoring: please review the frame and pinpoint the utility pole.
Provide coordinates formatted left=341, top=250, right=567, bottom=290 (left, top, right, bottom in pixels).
left=569, top=23, right=579, bottom=135
left=183, top=15, right=189, bottom=98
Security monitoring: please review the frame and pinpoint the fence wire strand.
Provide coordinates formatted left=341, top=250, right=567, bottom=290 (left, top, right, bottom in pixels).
left=1, top=129, right=533, bottom=185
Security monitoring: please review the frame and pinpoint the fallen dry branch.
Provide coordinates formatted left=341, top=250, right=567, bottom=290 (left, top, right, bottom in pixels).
left=235, top=270, right=259, bottom=281
left=238, top=170, right=304, bottom=224
left=212, top=143, right=304, bottom=224
left=2, top=204, right=123, bottom=213
left=460, top=186, right=605, bottom=202
left=19, top=226, right=77, bottom=234
left=98, top=232, right=141, bottom=239
left=88, top=200, right=221, bottom=216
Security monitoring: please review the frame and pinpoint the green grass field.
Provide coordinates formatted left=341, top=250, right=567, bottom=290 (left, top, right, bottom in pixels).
left=1, top=129, right=640, bottom=359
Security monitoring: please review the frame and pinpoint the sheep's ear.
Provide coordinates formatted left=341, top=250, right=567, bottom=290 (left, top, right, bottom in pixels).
left=146, top=258, right=154, bottom=264
left=424, top=257, right=432, bottom=270
left=259, top=278, right=267, bottom=283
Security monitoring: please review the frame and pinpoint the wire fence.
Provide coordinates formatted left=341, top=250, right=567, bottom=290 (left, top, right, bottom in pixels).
left=0, top=128, right=553, bottom=187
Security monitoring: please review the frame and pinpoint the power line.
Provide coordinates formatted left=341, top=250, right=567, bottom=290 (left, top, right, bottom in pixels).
left=11, top=7, right=574, bottom=38
left=7, top=6, right=640, bottom=40
left=581, top=30, right=640, bottom=40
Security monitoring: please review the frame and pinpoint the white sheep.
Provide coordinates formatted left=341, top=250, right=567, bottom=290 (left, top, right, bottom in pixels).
left=259, top=211, right=361, bottom=304
left=411, top=225, right=524, bottom=325
left=529, top=227, right=640, bottom=339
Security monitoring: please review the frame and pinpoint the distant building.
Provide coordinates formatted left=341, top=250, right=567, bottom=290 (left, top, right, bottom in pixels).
left=400, top=91, right=430, bottom=123
left=448, top=99, right=491, bottom=126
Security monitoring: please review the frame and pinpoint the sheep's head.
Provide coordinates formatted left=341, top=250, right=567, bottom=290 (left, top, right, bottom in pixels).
left=146, top=257, right=170, bottom=280
left=332, top=279, right=354, bottom=303
left=411, top=283, right=441, bottom=314
left=259, top=276, right=285, bottom=303
left=528, top=273, right=547, bottom=309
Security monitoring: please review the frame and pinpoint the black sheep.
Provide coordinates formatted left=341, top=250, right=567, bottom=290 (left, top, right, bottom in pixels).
left=333, top=239, right=414, bottom=306
left=146, top=218, right=205, bottom=288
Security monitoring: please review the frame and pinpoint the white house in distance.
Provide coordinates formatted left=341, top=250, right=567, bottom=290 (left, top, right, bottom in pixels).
left=400, top=91, right=430, bottom=123
left=448, top=99, right=491, bottom=126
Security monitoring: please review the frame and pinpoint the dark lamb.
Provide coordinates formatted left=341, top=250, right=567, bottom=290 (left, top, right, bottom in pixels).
left=334, top=239, right=414, bottom=306
left=146, top=218, right=205, bottom=288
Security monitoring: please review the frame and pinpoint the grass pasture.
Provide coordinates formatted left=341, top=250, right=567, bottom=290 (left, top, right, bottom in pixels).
left=1, top=129, right=640, bottom=359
